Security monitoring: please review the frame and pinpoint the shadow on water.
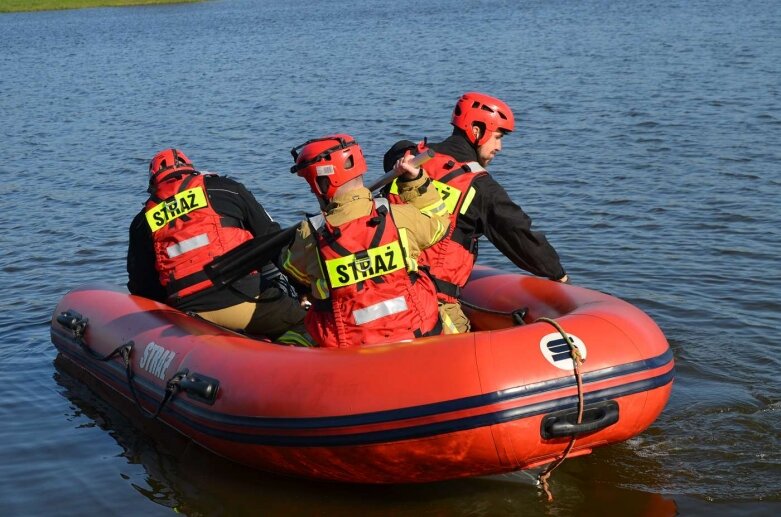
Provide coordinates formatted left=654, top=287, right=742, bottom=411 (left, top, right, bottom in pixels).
left=53, top=355, right=682, bottom=517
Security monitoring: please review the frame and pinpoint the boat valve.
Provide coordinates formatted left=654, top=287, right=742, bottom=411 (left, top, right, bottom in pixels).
left=57, top=310, right=88, bottom=340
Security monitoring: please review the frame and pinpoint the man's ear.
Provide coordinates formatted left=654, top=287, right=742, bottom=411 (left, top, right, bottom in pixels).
left=471, top=124, right=483, bottom=142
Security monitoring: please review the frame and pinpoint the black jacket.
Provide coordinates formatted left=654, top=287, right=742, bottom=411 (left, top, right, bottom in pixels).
left=127, top=173, right=281, bottom=311
left=384, top=134, right=566, bottom=280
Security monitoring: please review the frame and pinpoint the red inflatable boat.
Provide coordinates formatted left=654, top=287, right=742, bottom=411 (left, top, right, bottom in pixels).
left=50, top=265, right=673, bottom=484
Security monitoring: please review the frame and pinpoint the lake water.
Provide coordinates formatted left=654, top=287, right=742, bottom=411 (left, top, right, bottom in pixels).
left=1, top=0, right=780, bottom=515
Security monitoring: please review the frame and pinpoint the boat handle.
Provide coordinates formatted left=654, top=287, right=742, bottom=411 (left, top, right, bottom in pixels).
left=178, top=371, right=220, bottom=405
left=541, top=400, right=619, bottom=439
left=57, top=309, right=88, bottom=340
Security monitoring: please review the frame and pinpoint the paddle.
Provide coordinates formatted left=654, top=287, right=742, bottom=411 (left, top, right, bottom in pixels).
left=205, top=149, right=435, bottom=287
left=365, top=148, right=434, bottom=192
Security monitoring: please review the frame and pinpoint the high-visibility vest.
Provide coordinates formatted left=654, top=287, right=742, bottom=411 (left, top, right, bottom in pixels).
left=388, top=143, right=487, bottom=302
left=145, top=173, right=254, bottom=301
left=307, top=199, right=441, bottom=347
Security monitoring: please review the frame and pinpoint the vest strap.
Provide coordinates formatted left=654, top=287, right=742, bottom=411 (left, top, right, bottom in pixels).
left=167, top=270, right=210, bottom=294
left=432, top=276, right=461, bottom=298
left=449, top=226, right=475, bottom=252
left=413, top=317, right=443, bottom=338
left=310, top=298, right=333, bottom=312
left=439, top=167, right=467, bottom=184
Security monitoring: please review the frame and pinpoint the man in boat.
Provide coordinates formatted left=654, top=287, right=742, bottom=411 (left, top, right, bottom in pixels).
left=127, top=148, right=312, bottom=346
left=281, top=134, right=450, bottom=348
left=382, top=92, right=568, bottom=334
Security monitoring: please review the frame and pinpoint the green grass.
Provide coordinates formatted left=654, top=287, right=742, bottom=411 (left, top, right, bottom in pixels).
left=0, top=0, right=203, bottom=13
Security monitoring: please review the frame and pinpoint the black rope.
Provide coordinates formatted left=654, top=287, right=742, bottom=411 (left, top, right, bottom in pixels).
left=77, top=337, right=129, bottom=362
left=119, top=342, right=188, bottom=419
left=459, top=299, right=528, bottom=326
left=82, top=338, right=187, bottom=420
left=59, top=311, right=188, bottom=419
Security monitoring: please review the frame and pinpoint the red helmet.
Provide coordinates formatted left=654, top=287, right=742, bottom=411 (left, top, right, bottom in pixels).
left=290, top=134, right=367, bottom=199
left=149, top=148, right=195, bottom=185
left=451, top=92, right=515, bottom=146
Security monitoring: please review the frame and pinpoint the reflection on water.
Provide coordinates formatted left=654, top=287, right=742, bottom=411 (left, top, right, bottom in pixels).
left=2, top=0, right=781, bottom=514
left=54, top=354, right=681, bottom=517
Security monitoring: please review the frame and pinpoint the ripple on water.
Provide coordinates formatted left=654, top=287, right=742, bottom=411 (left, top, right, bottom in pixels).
left=2, top=0, right=781, bottom=513
left=607, top=373, right=781, bottom=501
left=0, top=364, right=171, bottom=516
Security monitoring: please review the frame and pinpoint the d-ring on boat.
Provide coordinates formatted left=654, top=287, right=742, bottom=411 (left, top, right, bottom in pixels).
left=50, top=263, right=673, bottom=484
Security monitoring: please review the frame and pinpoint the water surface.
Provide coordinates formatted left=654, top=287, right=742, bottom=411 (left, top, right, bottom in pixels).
left=1, top=0, right=780, bottom=515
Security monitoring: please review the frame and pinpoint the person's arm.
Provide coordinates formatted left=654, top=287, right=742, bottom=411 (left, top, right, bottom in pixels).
left=467, top=175, right=567, bottom=281
left=207, top=175, right=288, bottom=275
left=235, top=182, right=282, bottom=238
left=281, top=221, right=329, bottom=301
left=393, top=153, right=450, bottom=232
left=126, top=211, right=167, bottom=300
left=387, top=154, right=451, bottom=258
left=382, top=140, right=418, bottom=174
left=205, top=175, right=282, bottom=238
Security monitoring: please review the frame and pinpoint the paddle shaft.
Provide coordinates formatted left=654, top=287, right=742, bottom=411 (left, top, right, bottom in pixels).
left=367, top=148, right=435, bottom=192
left=205, top=149, right=436, bottom=286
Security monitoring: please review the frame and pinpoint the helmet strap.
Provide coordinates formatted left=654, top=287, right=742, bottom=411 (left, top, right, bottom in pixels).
left=316, top=193, right=329, bottom=211
left=148, top=169, right=197, bottom=191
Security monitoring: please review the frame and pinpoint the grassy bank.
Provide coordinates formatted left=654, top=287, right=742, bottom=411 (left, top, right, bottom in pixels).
left=0, top=0, right=202, bottom=13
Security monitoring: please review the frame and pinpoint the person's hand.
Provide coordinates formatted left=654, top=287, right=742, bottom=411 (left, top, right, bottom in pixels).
left=393, top=152, right=423, bottom=180
left=300, top=294, right=312, bottom=310
left=557, top=274, right=569, bottom=284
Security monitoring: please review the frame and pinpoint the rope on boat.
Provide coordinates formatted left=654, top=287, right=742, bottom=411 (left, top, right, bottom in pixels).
left=458, top=299, right=528, bottom=326
left=114, top=341, right=189, bottom=420
left=534, top=316, right=585, bottom=503
left=73, top=328, right=187, bottom=419
left=82, top=338, right=189, bottom=419
left=58, top=311, right=219, bottom=416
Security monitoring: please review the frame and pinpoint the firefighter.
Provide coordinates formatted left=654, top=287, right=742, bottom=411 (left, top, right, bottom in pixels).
left=382, top=92, right=568, bottom=333
left=282, top=134, right=450, bottom=347
left=127, top=148, right=311, bottom=346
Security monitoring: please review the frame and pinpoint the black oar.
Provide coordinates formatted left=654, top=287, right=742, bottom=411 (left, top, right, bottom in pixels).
left=365, top=148, right=434, bottom=192
left=204, top=225, right=299, bottom=288
left=204, top=149, right=435, bottom=287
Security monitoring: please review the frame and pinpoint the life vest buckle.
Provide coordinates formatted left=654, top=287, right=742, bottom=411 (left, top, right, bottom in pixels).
left=354, top=250, right=371, bottom=273
left=320, top=226, right=342, bottom=244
